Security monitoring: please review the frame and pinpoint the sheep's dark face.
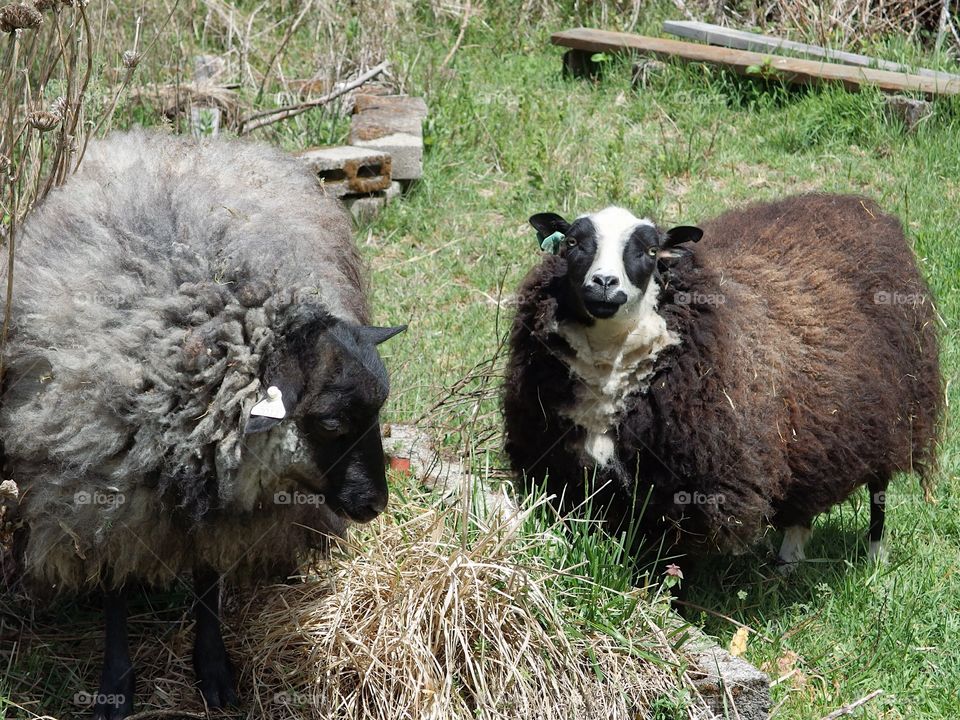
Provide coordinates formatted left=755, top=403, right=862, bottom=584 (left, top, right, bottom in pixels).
left=530, top=207, right=702, bottom=320
left=247, top=306, right=405, bottom=523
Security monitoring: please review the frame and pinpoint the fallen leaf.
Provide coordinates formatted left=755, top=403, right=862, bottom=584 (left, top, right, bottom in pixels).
left=729, top=626, right=749, bottom=657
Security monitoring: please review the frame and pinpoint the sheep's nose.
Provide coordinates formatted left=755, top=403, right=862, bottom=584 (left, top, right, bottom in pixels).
left=591, top=274, right=619, bottom=289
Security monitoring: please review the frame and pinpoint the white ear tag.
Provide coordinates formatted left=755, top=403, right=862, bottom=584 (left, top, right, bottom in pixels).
left=250, top=386, right=286, bottom=420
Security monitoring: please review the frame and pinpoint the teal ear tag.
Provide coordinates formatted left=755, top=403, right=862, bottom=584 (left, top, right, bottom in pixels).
left=540, top=231, right=565, bottom=254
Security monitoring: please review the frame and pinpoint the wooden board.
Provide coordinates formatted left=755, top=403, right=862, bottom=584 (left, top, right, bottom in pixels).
left=663, top=20, right=960, bottom=84
left=551, top=28, right=960, bottom=96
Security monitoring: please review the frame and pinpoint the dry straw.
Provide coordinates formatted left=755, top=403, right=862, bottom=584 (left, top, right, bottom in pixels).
left=233, top=496, right=714, bottom=720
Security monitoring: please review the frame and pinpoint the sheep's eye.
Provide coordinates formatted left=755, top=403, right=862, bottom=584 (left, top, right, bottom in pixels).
left=647, top=246, right=658, bottom=257
left=566, top=236, right=578, bottom=248
left=317, top=418, right=342, bottom=433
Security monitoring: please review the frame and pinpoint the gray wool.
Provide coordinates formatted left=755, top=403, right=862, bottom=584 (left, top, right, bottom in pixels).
left=1, top=129, right=365, bottom=590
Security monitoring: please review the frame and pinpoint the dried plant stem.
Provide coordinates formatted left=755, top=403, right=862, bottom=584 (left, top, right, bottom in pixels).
left=92, top=14, right=142, bottom=138
left=1, top=33, right=20, bottom=382
left=238, top=60, right=388, bottom=134
left=255, top=0, right=313, bottom=103
left=440, top=0, right=472, bottom=70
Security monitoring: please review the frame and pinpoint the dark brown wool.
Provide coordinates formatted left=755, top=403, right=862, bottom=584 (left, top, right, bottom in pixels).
left=504, top=194, right=942, bottom=554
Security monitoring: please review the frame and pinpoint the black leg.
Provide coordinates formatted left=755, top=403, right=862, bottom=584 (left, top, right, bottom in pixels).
left=193, top=566, right=238, bottom=708
left=867, top=477, right=889, bottom=561
left=92, top=587, right=135, bottom=720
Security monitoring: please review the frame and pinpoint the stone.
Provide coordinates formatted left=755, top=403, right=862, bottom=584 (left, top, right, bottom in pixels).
left=685, top=627, right=771, bottom=720
left=349, top=95, right=427, bottom=180
left=298, top=145, right=392, bottom=197
left=193, top=55, right=226, bottom=84
left=884, top=95, right=932, bottom=132
left=632, top=59, right=666, bottom=88
left=342, top=181, right=402, bottom=222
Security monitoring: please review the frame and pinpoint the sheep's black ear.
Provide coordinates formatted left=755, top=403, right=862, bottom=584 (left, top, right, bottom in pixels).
left=663, top=225, right=703, bottom=247
left=658, top=225, right=703, bottom=260
left=245, top=414, right=282, bottom=434
left=358, top=324, right=407, bottom=345
left=529, top=213, right=571, bottom=242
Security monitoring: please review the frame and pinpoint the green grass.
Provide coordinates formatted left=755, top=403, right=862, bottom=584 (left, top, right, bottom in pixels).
left=3, top=1, right=960, bottom=718
left=363, top=11, right=960, bottom=719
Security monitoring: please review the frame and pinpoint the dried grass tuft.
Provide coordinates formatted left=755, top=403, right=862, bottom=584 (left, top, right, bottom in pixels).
left=235, top=496, right=713, bottom=720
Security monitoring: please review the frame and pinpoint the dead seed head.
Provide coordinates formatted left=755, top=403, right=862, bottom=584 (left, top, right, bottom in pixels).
left=28, top=110, right=60, bottom=131
left=0, top=3, right=43, bottom=32
left=122, top=50, right=141, bottom=69
left=49, top=95, right=66, bottom=117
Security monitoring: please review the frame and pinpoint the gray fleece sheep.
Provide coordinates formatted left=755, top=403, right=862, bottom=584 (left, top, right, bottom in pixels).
left=1, top=130, right=405, bottom=718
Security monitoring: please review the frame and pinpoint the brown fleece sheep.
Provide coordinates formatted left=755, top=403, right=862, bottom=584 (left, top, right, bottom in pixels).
left=504, top=194, right=942, bottom=568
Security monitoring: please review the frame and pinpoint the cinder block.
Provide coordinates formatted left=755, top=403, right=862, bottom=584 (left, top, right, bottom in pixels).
left=349, top=95, right=427, bottom=181
left=298, top=145, right=392, bottom=197
left=351, top=133, right=422, bottom=182
left=343, top=181, right=402, bottom=223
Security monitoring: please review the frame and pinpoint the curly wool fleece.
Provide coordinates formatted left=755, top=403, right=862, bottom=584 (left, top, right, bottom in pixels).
left=2, top=130, right=368, bottom=590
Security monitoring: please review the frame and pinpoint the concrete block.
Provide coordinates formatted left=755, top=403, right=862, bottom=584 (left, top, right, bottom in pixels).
left=351, top=133, right=422, bottom=181
left=298, top=145, right=392, bottom=197
left=349, top=95, right=427, bottom=180
left=342, top=181, right=402, bottom=223
left=190, top=105, right=221, bottom=138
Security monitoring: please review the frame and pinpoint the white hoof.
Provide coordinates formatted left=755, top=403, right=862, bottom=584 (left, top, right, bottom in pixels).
left=868, top=539, right=888, bottom=565
left=776, top=526, right=811, bottom=574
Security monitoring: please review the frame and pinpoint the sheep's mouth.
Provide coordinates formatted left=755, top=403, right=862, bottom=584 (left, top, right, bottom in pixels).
left=584, top=297, right=627, bottom=319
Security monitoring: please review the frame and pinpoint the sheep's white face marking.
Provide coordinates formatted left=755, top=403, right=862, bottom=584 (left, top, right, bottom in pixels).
left=561, top=206, right=660, bottom=321
left=584, top=206, right=655, bottom=307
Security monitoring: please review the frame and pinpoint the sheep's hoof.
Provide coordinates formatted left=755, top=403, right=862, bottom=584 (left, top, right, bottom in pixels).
left=868, top=540, right=888, bottom=565
left=195, top=651, right=239, bottom=709
left=775, top=557, right=801, bottom=576
left=91, top=666, right=135, bottom=720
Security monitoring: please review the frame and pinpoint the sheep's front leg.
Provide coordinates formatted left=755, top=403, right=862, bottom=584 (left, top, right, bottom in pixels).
left=776, top=525, right=811, bottom=574
left=92, top=587, right=135, bottom=720
left=192, top=566, right=238, bottom=709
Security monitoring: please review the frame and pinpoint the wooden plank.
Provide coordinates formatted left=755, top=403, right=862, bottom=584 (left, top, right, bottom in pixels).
left=551, top=28, right=960, bottom=96
left=663, top=19, right=960, bottom=84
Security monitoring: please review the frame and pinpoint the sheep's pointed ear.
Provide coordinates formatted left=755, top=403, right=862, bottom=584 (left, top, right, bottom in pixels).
left=245, top=380, right=301, bottom=434
left=358, top=324, right=407, bottom=345
left=658, top=225, right=703, bottom=260
left=245, top=414, right=282, bottom=434
left=529, top=213, right=570, bottom=242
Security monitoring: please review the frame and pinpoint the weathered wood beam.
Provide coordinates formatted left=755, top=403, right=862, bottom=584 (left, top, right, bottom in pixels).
left=663, top=19, right=960, bottom=84
left=551, top=28, right=960, bottom=96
